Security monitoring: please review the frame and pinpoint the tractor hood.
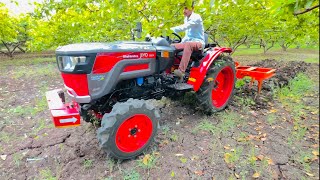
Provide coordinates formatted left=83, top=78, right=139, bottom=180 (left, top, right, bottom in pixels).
left=56, top=41, right=156, bottom=55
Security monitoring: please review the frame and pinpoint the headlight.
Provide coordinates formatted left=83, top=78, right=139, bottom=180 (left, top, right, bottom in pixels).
left=58, top=56, right=86, bottom=72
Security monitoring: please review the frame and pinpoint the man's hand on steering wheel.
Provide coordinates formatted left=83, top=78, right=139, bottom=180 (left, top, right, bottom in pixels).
left=171, top=33, right=182, bottom=44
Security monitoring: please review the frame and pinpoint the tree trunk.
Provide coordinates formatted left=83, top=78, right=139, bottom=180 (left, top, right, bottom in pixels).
left=230, top=36, right=248, bottom=55
left=17, top=46, right=26, bottom=53
left=281, top=45, right=288, bottom=51
left=261, top=39, right=274, bottom=54
left=0, top=40, right=25, bottom=58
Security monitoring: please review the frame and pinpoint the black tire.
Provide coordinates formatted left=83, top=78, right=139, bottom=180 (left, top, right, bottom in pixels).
left=97, top=99, right=160, bottom=159
left=197, top=56, right=236, bottom=114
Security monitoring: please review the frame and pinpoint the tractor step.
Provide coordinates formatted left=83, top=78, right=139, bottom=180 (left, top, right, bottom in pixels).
left=167, top=83, right=194, bottom=90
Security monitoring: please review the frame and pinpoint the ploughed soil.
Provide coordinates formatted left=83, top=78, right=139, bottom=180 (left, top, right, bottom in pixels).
left=0, top=52, right=319, bottom=180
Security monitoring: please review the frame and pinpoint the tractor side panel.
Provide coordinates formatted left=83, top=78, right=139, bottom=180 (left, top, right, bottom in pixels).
left=88, top=52, right=157, bottom=100
left=187, top=47, right=232, bottom=91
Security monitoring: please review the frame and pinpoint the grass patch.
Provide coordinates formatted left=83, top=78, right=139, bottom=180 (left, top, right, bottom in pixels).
left=7, top=85, right=49, bottom=117
left=235, top=76, right=252, bottom=89
left=7, top=96, right=47, bottom=116
left=0, top=57, right=55, bottom=67
left=137, top=153, right=158, bottom=170
left=275, top=73, right=315, bottom=144
left=106, top=159, right=116, bottom=174
left=247, top=147, right=258, bottom=168
left=193, top=120, right=216, bottom=135
left=288, top=125, right=308, bottom=145
left=169, top=134, right=178, bottom=142
left=39, top=168, right=57, bottom=180
left=161, top=125, right=170, bottom=136
left=304, top=57, right=319, bottom=63
left=224, top=147, right=243, bottom=164
left=31, top=119, right=50, bottom=137
left=266, top=114, right=276, bottom=125
left=12, top=63, right=57, bottom=79
left=234, top=96, right=256, bottom=107
left=234, top=48, right=266, bottom=56
left=194, top=111, right=243, bottom=136
left=276, top=73, right=314, bottom=102
left=294, top=150, right=314, bottom=173
left=0, top=131, right=12, bottom=143
left=123, top=169, right=140, bottom=180
left=83, top=159, right=93, bottom=169
left=13, top=153, right=24, bottom=167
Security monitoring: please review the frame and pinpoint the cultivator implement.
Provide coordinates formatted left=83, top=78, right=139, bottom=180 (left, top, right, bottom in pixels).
left=235, top=62, right=276, bottom=93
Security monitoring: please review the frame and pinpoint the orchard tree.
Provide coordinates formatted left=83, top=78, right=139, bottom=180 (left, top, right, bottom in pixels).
left=28, top=0, right=190, bottom=51
left=201, top=0, right=274, bottom=53
left=0, top=3, right=28, bottom=57
left=25, top=0, right=319, bottom=53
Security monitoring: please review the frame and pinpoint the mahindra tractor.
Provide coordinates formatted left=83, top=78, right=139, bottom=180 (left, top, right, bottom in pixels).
left=46, top=23, right=275, bottom=159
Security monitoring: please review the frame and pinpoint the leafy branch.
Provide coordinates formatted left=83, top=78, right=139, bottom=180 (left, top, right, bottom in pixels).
left=294, top=4, right=319, bottom=15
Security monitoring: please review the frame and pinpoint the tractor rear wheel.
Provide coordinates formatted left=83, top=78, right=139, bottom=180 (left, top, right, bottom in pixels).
left=97, top=99, right=160, bottom=159
left=197, top=56, right=236, bottom=114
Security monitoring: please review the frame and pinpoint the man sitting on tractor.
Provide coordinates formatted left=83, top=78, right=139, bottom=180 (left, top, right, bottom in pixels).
left=170, top=3, right=205, bottom=79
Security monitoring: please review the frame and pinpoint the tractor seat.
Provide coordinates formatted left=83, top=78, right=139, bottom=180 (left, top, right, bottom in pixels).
left=176, top=50, right=204, bottom=61
left=175, top=33, right=210, bottom=61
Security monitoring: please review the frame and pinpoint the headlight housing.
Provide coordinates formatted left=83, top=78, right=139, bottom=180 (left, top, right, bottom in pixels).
left=58, top=56, right=86, bottom=72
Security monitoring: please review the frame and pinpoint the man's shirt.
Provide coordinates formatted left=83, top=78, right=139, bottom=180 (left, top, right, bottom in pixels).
left=171, top=12, right=205, bottom=48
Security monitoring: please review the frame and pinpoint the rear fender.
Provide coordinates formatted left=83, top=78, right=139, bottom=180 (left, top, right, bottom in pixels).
left=187, top=47, right=232, bottom=91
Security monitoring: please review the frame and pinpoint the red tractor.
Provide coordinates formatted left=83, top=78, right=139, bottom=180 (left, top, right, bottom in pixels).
left=46, top=24, right=275, bottom=159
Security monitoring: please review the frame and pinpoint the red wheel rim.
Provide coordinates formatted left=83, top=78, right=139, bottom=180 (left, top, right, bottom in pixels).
left=211, top=66, right=234, bottom=108
left=115, top=114, right=153, bottom=153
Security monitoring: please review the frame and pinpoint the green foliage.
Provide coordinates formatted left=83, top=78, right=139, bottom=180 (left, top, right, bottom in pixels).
left=235, top=77, right=252, bottom=89
left=273, top=0, right=319, bottom=16
left=1, top=0, right=318, bottom=53
left=0, top=3, right=32, bottom=56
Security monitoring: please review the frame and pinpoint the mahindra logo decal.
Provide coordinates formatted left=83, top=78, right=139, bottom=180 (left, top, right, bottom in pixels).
left=123, top=54, right=139, bottom=59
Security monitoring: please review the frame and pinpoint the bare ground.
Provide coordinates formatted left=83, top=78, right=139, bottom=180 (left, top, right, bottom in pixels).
left=0, top=49, right=319, bottom=180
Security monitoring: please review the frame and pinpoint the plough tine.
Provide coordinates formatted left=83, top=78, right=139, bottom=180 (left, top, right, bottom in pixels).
left=235, top=62, right=276, bottom=93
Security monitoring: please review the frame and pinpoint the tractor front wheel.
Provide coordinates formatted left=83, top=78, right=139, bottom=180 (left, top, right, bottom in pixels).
left=97, top=99, right=160, bottom=159
left=197, top=56, right=236, bottom=114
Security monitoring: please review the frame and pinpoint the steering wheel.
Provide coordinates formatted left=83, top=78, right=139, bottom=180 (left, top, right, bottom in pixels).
left=171, top=33, right=182, bottom=44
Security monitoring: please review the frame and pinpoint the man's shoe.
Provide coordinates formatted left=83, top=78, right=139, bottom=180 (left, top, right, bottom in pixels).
left=174, top=69, right=185, bottom=79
